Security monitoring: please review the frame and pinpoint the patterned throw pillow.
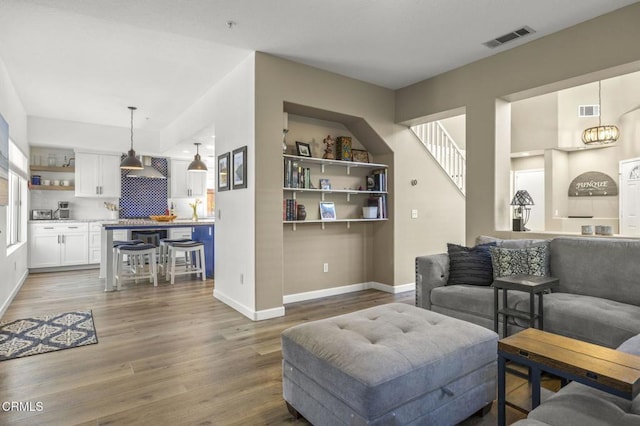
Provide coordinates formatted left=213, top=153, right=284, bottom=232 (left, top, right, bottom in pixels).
left=447, top=242, right=496, bottom=286
left=489, top=244, right=550, bottom=278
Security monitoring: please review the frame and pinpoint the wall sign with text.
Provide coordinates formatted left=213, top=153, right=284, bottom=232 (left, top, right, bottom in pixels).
left=568, top=171, right=618, bottom=196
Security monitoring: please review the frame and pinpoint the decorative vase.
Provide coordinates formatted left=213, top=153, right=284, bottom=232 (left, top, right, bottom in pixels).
left=297, top=204, right=307, bottom=221
left=192, top=209, right=198, bottom=221
left=282, top=129, right=289, bottom=154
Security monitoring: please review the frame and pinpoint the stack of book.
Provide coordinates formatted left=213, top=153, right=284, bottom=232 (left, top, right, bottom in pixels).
left=283, top=159, right=311, bottom=189
left=366, top=169, right=387, bottom=192
left=283, top=198, right=298, bottom=221
left=367, top=194, right=387, bottom=219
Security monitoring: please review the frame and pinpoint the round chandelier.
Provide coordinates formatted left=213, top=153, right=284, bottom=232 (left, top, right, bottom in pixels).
left=582, top=81, right=619, bottom=145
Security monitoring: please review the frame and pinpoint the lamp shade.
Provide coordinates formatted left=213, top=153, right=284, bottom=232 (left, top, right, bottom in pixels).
left=120, top=149, right=143, bottom=169
left=187, top=143, right=208, bottom=172
left=510, top=190, right=535, bottom=206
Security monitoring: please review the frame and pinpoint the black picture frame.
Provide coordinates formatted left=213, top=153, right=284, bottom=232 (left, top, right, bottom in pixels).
left=296, top=141, right=312, bottom=157
left=232, top=146, right=247, bottom=189
left=217, top=152, right=230, bottom=191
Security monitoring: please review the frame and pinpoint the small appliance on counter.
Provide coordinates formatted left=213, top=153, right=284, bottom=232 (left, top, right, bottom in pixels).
left=55, top=201, right=70, bottom=219
left=31, top=209, right=53, bottom=220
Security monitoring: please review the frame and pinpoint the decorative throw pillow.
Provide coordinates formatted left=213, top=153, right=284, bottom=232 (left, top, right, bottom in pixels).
left=447, top=242, right=496, bottom=286
left=489, top=244, right=550, bottom=278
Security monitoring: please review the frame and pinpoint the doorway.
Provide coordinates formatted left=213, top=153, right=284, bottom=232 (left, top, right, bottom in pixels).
left=620, top=158, right=640, bottom=236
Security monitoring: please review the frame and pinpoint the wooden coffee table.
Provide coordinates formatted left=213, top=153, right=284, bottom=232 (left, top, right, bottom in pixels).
left=497, top=328, right=640, bottom=426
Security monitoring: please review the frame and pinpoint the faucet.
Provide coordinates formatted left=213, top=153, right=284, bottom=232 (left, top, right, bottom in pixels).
left=63, top=156, right=75, bottom=167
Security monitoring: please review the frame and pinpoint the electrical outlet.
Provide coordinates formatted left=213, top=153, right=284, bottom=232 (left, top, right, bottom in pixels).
left=323, top=263, right=329, bottom=273
left=411, top=209, right=418, bottom=219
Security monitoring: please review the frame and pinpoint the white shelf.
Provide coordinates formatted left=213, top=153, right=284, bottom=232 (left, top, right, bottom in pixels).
left=283, top=187, right=387, bottom=194
left=283, top=218, right=388, bottom=231
left=283, top=154, right=386, bottom=169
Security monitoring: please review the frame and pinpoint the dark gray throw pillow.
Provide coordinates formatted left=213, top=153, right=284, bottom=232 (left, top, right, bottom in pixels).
left=447, top=242, right=496, bottom=286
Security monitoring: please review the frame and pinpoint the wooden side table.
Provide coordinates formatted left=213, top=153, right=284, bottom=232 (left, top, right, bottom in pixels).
left=493, top=274, right=559, bottom=338
left=497, top=328, right=640, bottom=426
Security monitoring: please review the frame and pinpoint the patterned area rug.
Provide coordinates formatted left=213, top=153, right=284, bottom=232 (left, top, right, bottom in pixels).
left=0, top=311, right=98, bottom=361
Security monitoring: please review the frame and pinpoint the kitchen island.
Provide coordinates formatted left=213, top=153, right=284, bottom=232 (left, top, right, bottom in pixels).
left=101, top=219, right=214, bottom=291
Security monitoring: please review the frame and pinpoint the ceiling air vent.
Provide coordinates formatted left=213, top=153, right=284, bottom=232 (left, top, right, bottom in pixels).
left=483, top=26, right=536, bottom=49
left=578, top=105, right=600, bottom=117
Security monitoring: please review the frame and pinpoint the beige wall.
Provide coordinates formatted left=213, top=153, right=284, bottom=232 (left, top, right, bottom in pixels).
left=396, top=3, right=640, bottom=244
left=255, top=52, right=465, bottom=313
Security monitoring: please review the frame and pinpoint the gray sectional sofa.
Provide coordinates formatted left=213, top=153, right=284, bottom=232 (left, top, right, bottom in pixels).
left=415, top=236, right=640, bottom=348
left=416, top=235, right=640, bottom=425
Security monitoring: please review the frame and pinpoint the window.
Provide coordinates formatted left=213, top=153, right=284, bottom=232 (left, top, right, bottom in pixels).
left=7, top=139, right=27, bottom=248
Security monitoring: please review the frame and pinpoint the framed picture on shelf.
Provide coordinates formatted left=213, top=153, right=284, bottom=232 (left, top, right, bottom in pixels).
left=319, top=201, right=336, bottom=221
left=232, top=146, right=247, bottom=189
left=296, top=141, right=312, bottom=157
left=352, top=149, right=369, bottom=163
left=217, top=152, right=230, bottom=191
left=319, top=178, right=331, bottom=190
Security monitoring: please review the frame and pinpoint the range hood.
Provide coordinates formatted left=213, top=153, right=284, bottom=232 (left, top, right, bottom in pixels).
left=125, top=156, right=166, bottom=179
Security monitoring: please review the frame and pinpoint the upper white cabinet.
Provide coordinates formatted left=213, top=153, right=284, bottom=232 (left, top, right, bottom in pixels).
left=170, top=159, right=206, bottom=198
left=75, top=152, right=121, bottom=198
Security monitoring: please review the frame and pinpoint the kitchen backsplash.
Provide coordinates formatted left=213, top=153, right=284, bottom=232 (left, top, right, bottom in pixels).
left=30, top=191, right=118, bottom=220
left=119, top=157, right=168, bottom=218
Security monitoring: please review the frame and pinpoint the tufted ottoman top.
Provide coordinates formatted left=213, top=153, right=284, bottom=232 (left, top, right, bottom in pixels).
left=281, top=303, right=498, bottom=419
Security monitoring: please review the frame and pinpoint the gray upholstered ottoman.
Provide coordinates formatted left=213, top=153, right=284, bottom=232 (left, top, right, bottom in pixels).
left=281, top=303, right=498, bottom=425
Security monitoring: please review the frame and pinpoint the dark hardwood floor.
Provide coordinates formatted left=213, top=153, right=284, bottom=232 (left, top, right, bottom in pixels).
left=0, top=269, right=534, bottom=425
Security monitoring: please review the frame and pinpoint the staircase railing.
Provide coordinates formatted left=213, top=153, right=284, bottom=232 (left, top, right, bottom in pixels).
left=410, top=121, right=466, bottom=195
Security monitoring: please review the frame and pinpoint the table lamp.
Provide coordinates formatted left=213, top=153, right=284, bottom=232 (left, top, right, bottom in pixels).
left=510, top=190, right=535, bottom=231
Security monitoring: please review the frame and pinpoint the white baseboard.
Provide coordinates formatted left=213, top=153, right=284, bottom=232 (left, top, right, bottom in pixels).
left=213, top=289, right=285, bottom=321
left=370, top=282, right=416, bottom=294
left=215, top=281, right=415, bottom=320
left=283, top=281, right=415, bottom=304
left=0, top=270, right=29, bottom=318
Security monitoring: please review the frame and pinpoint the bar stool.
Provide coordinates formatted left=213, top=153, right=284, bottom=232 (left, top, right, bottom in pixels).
left=112, top=239, right=144, bottom=277
left=115, top=243, right=158, bottom=289
left=166, top=241, right=206, bottom=284
left=158, top=238, right=193, bottom=275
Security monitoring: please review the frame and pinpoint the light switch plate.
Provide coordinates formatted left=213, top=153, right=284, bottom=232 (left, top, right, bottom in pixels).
left=411, top=209, right=418, bottom=219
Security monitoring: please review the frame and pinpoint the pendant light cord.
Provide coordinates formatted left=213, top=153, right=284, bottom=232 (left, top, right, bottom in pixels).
left=130, top=106, right=135, bottom=150
left=598, top=81, right=602, bottom=127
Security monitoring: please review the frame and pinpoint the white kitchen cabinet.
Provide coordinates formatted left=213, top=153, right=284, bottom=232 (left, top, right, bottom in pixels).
left=75, top=151, right=121, bottom=198
left=30, top=222, right=89, bottom=268
left=169, top=227, right=192, bottom=240
left=170, top=159, right=206, bottom=198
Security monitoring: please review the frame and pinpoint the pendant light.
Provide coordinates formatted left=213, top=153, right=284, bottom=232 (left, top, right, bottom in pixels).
left=188, top=142, right=208, bottom=172
left=120, top=106, right=144, bottom=169
left=582, top=81, right=619, bottom=145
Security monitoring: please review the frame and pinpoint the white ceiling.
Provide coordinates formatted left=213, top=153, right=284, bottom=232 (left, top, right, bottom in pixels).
left=0, top=0, right=637, bottom=139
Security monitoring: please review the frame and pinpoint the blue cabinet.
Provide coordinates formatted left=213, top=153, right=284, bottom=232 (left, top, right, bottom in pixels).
left=191, top=224, right=214, bottom=278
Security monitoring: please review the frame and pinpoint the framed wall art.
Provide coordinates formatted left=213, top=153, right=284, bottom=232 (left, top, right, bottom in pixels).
left=217, top=152, right=230, bottom=191
left=232, top=146, right=247, bottom=189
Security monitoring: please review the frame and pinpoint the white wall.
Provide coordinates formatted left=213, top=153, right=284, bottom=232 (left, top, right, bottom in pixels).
left=29, top=116, right=161, bottom=155
left=0, top=56, right=29, bottom=317
left=163, top=54, right=258, bottom=319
